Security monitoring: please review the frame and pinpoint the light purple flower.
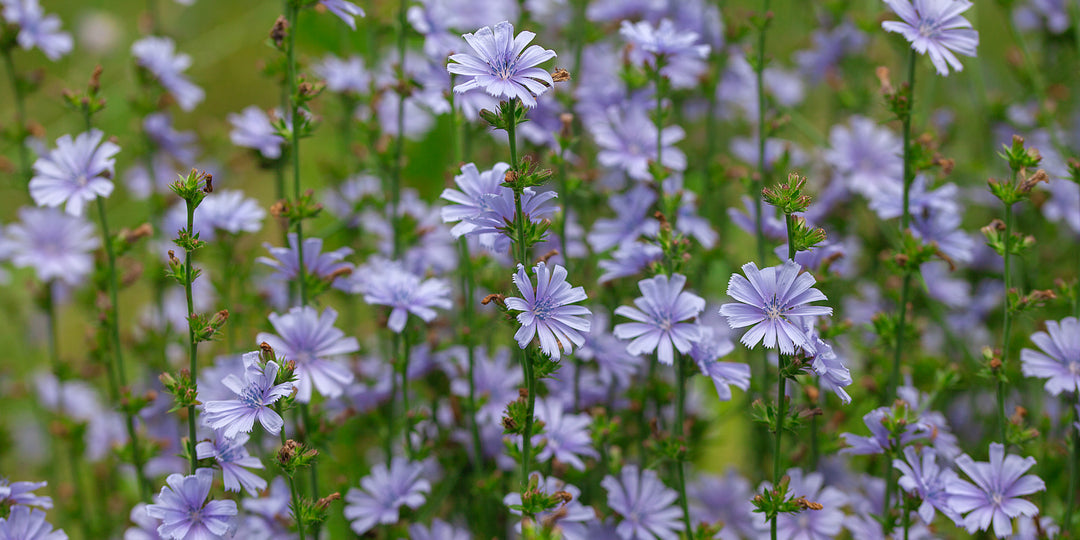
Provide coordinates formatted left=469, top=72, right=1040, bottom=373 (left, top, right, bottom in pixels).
left=795, top=20, right=867, bottom=83
left=0, top=505, right=66, bottom=540
left=768, top=468, right=848, bottom=539
left=719, top=260, right=832, bottom=355
left=1021, top=317, right=1080, bottom=395
left=689, top=469, right=766, bottom=540
left=408, top=519, right=471, bottom=540
left=882, top=0, right=979, bottom=76
left=361, top=262, right=452, bottom=333
left=145, top=469, right=238, bottom=540
left=589, top=101, right=686, bottom=182
left=602, top=464, right=684, bottom=540
left=614, top=273, right=704, bottom=366
left=727, top=195, right=786, bottom=240
left=256, top=307, right=359, bottom=402
left=343, top=457, right=431, bottom=536
left=504, top=474, right=596, bottom=539
left=587, top=185, right=660, bottom=252
left=444, top=346, right=521, bottom=426
left=228, top=106, right=285, bottom=159
left=577, top=309, right=644, bottom=388
left=1, top=0, right=72, bottom=60
left=408, top=0, right=520, bottom=59
left=195, top=432, right=266, bottom=496
left=131, top=36, right=204, bottom=111
left=1043, top=178, right=1079, bottom=236
left=894, top=446, right=963, bottom=525
left=823, top=115, right=902, bottom=199
left=198, top=190, right=265, bottom=235
left=840, top=406, right=932, bottom=455
left=320, top=0, right=364, bottom=29
left=447, top=21, right=557, bottom=108
left=201, top=354, right=292, bottom=439
left=257, top=233, right=355, bottom=292
left=598, top=241, right=663, bottom=284
left=28, top=130, right=119, bottom=217
left=315, top=54, right=370, bottom=94
left=0, top=480, right=51, bottom=509
left=506, top=262, right=591, bottom=359
left=529, top=397, right=598, bottom=470
left=143, top=113, right=197, bottom=163
left=2, top=207, right=98, bottom=286
left=800, top=318, right=854, bottom=404
left=946, top=443, right=1045, bottom=537
left=240, top=476, right=293, bottom=538
left=620, top=19, right=710, bottom=89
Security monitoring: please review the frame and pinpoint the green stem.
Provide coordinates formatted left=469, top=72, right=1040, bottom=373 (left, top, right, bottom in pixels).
left=888, top=48, right=917, bottom=404
left=902, top=496, right=911, bottom=540
left=287, top=473, right=306, bottom=540
left=458, top=239, right=484, bottom=465
left=147, top=0, right=161, bottom=34
left=386, top=333, right=398, bottom=467
left=999, top=201, right=1014, bottom=444
left=2, top=48, right=30, bottom=183
left=94, top=197, right=149, bottom=500
left=400, top=329, right=414, bottom=458
left=520, top=347, right=537, bottom=490
left=673, top=352, right=693, bottom=538
left=1065, top=402, right=1079, bottom=529
left=285, top=1, right=308, bottom=307
left=183, top=199, right=199, bottom=474
left=390, top=0, right=408, bottom=259
left=771, top=366, right=786, bottom=540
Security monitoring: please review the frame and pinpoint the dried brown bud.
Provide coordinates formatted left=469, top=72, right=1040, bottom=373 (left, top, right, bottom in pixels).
left=315, top=492, right=341, bottom=510
left=551, top=68, right=571, bottom=82
left=481, top=293, right=506, bottom=307
left=794, top=497, right=824, bottom=511
left=89, top=65, right=103, bottom=94
left=536, top=249, right=559, bottom=265
left=269, top=200, right=288, bottom=218
left=270, top=16, right=288, bottom=47
left=1019, top=169, right=1049, bottom=193
left=202, top=173, right=213, bottom=193
left=327, top=266, right=353, bottom=281
left=875, top=66, right=893, bottom=95
left=277, top=439, right=300, bottom=465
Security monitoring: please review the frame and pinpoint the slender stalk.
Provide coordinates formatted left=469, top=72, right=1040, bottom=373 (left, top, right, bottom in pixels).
left=1, top=48, right=30, bottom=182
left=385, top=337, right=398, bottom=467
left=888, top=49, right=917, bottom=403
left=771, top=214, right=796, bottom=540
left=673, top=352, right=693, bottom=537
left=183, top=200, right=199, bottom=474
left=1066, top=402, right=1079, bottom=529
left=390, top=0, right=408, bottom=259
left=459, top=239, right=484, bottom=464
left=147, top=0, right=161, bottom=35
left=753, top=0, right=772, bottom=412
left=399, top=329, right=415, bottom=458
left=285, top=1, right=308, bottom=307
left=998, top=201, right=1014, bottom=444
left=901, top=496, right=911, bottom=540
left=95, top=196, right=149, bottom=500
left=287, top=472, right=306, bottom=540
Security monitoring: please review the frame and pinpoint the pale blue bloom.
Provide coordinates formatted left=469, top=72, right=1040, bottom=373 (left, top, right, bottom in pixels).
left=506, top=262, right=591, bottom=359
left=343, top=458, right=431, bottom=536
left=602, top=465, right=683, bottom=540
left=145, top=469, right=238, bottom=540
left=29, top=130, right=119, bottom=217
left=614, top=273, right=704, bottom=365
left=131, top=36, right=204, bottom=111
left=946, top=443, right=1045, bottom=537
left=256, top=307, right=358, bottom=402
left=882, top=0, right=979, bottom=76
left=447, top=21, right=557, bottom=108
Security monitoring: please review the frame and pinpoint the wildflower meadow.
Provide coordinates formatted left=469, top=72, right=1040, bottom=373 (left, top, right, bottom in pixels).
left=3, top=0, right=1080, bottom=538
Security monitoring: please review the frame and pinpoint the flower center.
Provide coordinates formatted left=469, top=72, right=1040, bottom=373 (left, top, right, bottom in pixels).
left=533, top=296, right=556, bottom=320
left=239, top=385, right=264, bottom=407
left=917, top=19, right=938, bottom=38
left=76, top=174, right=89, bottom=186
left=764, top=296, right=785, bottom=321
left=492, top=53, right=518, bottom=80
left=1069, top=361, right=1080, bottom=376
left=991, top=492, right=1003, bottom=507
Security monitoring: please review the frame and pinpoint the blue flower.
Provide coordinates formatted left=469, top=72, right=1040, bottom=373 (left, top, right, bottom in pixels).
left=195, top=432, right=266, bottom=496
left=201, top=354, right=293, bottom=438
left=688, top=469, right=766, bottom=540
left=131, top=36, right=204, bottom=111
left=343, top=457, right=431, bottom=536
left=143, top=113, right=197, bottom=163
left=614, top=273, right=704, bottom=366
left=228, top=106, right=285, bottom=159
left=241, top=476, right=293, bottom=537
left=946, top=443, right=1046, bottom=537
left=444, top=346, right=521, bottom=425
left=0, top=505, right=66, bottom=540
left=823, top=115, right=902, bottom=199
left=408, top=519, right=471, bottom=540
left=2, top=207, right=98, bottom=286
left=320, top=0, right=364, bottom=29
left=315, top=54, right=370, bottom=94
left=577, top=309, right=644, bottom=388
left=506, top=262, right=591, bottom=359
left=587, top=184, right=659, bottom=252
left=256, top=307, right=358, bottom=402
left=529, top=397, right=598, bottom=471
left=1020, top=317, right=1080, bottom=395
left=0, top=479, right=51, bottom=510
left=882, top=0, right=979, bottom=76
left=146, top=469, right=238, bottom=540
left=361, top=261, right=453, bottom=333
left=767, top=468, right=848, bottom=539
left=598, top=241, right=663, bottom=284
left=588, top=101, right=686, bottom=182
left=602, top=464, right=684, bottom=540
left=504, top=474, right=596, bottom=539
left=257, top=233, right=355, bottom=292
left=840, top=406, right=932, bottom=455
left=719, top=260, right=832, bottom=355
left=447, top=21, right=557, bottom=108
left=727, top=195, right=786, bottom=240
left=1, top=0, right=72, bottom=60
left=29, top=130, right=119, bottom=217
left=620, top=19, right=710, bottom=89
left=893, top=446, right=963, bottom=525
left=795, top=20, right=867, bottom=83
left=689, top=324, right=750, bottom=402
